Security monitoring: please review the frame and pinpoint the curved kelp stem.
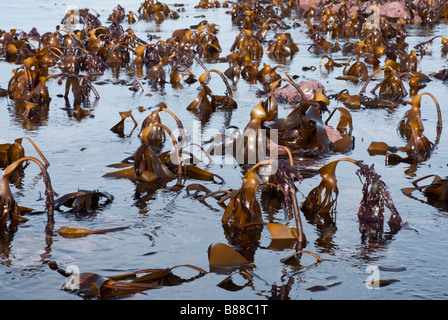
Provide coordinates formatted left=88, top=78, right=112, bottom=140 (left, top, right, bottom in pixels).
left=199, top=69, right=234, bottom=102
left=270, top=76, right=308, bottom=104
left=414, top=35, right=448, bottom=51
left=3, top=156, right=56, bottom=237
left=269, top=145, right=294, bottom=166
left=411, top=92, right=442, bottom=145
left=198, top=190, right=232, bottom=202
left=279, top=249, right=323, bottom=264
left=167, top=44, right=210, bottom=80
left=319, top=55, right=340, bottom=71
left=280, top=66, right=309, bottom=102
left=358, top=65, right=393, bottom=96
left=22, top=137, right=52, bottom=190
left=157, top=103, right=186, bottom=138
left=140, top=123, right=184, bottom=185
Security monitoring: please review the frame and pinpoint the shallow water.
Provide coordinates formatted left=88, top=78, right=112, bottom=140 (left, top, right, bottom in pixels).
left=1, top=0, right=448, bottom=300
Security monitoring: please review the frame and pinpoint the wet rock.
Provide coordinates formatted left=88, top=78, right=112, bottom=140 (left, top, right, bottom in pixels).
left=299, top=0, right=416, bottom=23
left=274, top=79, right=325, bottom=104
left=325, top=125, right=343, bottom=143
left=297, top=0, right=326, bottom=11
left=376, top=1, right=411, bottom=21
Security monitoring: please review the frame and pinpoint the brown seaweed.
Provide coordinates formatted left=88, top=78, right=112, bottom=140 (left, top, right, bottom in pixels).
left=50, top=260, right=206, bottom=299
left=54, top=190, right=114, bottom=213
left=0, top=156, right=56, bottom=236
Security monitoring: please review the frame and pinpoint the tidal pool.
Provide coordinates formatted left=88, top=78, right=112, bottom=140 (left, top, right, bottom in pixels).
left=1, top=0, right=448, bottom=300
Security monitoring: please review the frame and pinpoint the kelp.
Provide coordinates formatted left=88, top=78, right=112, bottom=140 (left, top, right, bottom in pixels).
left=397, top=92, right=442, bottom=143
left=360, top=65, right=408, bottom=102
left=333, top=64, right=419, bottom=110
left=54, top=190, right=114, bottom=213
left=0, top=136, right=49, bottom=169
left=146, top=53, right=175, bottom=86
left=187, top=69, right=237, bottom=112
left=336, top=58, right=369, bottom=82
left=414, top=35, right=448, bottom=56
left=266, top=33, right=299, bottom=62
left=0, top=156, right=56, bottom=236
left=264, top=89, right=334, bottom=157
left=319, top=55, right=345, bottom=72
left=219, top=160, right=269, bottom=229
left=197, top=147, right=306, bottom=252
left=105, top=111, right=222, bottom=188
left=229, top=29, right=263, bottom=62
left=57, top=226, right=128, bottom=238
left=331, top=88, right=361, bottom=109
left=110, top=110, right=138, bottom=136
left=136, top=123, right=182, bottom=184
left=208, top=242, right=251, bottom=272
left=257, top=63, right=281, bottom=88
left=367, top=141, right=398, bottom=156
left=48, top=73, right=100, bottom=105
left=386, top=121, right=434, bottom=165
left=1, top=0, right=440, bottom=299
left=402, top=174, right=448, bottom=210
left=103, top=123, right=180, bottom=184
left=301, top=158, right=357, bottom=216
left=325, top=107, right=353, bottom=137
left=8, top=57, right=50, bottom=105
left=138, top=102, right=183, bottom=148
left=301, top=158, right=402, bottom=234
left=193, top=22, right=222, bottom=62
left=49, top=261, right=206, bottom=299
left=308, top=32, right=340, bottom=54
left=137, top=0, right=180, bottom=24
left=366, top=92, right=442, bottom=164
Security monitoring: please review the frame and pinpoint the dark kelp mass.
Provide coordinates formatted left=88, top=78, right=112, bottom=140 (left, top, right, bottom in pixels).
left=0, top=0, right=447, bottom=300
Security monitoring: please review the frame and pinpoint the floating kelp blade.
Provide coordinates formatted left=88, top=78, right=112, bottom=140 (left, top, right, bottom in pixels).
left=280, top=250, right=323, bottom=264
left=366, top=279, right=400, bottom=288
left=208, top=242, right=251, bottom=272
left=57, top=226, right=129, bottom=238
left=402, top=174, right=448, bottom=210
left=184, top=165, right=225, bottom=184
left=102, top=166, right=136, bottom=180
left=50, top=261, right=205, bottom=299
left=367, top=141, right=398, bottom=155
left=266, top=223, right=298, bottom=240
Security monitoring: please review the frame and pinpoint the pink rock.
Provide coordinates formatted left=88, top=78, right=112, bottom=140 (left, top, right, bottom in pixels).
left=300, top=0, right=416, bottom=23
left=377, top=2, right=411, bottom=20
left=275, top=79, right=325, bottom=104
left=324, top=125, right=343, bottom=143
left=297, top=0, right=326, bottom=11
left=266, top=137, right=288, bottom=155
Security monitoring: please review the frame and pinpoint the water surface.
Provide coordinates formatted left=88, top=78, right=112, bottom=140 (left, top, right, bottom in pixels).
left=1, top=0, right=448, bottom=300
